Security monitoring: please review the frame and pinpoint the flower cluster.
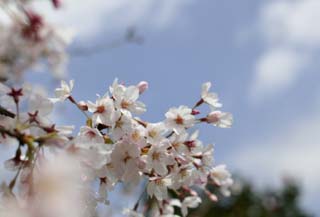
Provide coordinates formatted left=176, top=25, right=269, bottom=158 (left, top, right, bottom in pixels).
left=0, top=1, right=233, bottom=216
left=0, top=78, right=233, bottom=217
left=0, top=0, right=72, bottom=81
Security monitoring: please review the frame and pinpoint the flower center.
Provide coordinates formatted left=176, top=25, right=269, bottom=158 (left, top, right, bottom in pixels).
left=175, top=115, right=184, bottom=125
left=148, top=130, right=157, bottom=138
left=152, top=152, right=161, bottom=161
left=131, top=131, right=140, bottom=141
left=96, top=105, right=105, bottom=113
left=121, top=100, right=130, bottom=109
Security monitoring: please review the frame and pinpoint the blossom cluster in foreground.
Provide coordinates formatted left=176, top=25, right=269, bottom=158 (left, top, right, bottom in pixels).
left=0, top=78, right=233, bottom=217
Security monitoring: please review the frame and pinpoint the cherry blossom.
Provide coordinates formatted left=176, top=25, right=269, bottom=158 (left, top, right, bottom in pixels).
left=87, top=95, right=120, bottom=127
left=165, top=105, right=195, bottom=134
left=146, top=122, right=167, bottom=145
left=181, top=196, right=202, bottom=217
left=111, top=141, right=141, bottom=183
left=146, top=140, right=175, bottom=176
left=0, top=77, right=234, bottom=217
left=53, top=80, right=74, bottom=101
left=110, top=79, right=146, bottom=115
left=210, top=165, right=233, bottom=196
left=147, top=176, right=172, bottom=201
left=206, top=110, right=233, bottom=128
left=201, top=82, right=222, bottom=110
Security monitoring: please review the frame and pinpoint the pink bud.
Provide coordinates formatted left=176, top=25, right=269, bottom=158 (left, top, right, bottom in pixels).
left=137, top=81, right=148, bottom=94
left=78, top=101, right=88, bottom=111
left=206, top=111, right=221, bottom=124
left=191, top=109, right=200, bottom=115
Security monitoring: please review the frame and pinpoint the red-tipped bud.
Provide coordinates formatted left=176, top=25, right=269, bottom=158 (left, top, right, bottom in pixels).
left=137, top=81, right=148, bottom=94
left=191, top=109, right=200, bottom=115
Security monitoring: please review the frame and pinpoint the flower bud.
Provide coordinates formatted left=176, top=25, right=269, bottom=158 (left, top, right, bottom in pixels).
left=191, top=109, right=200, bottom=115
left=77, top=101, right=88, bottom=111
left=137, top=81, right=148, bottom=94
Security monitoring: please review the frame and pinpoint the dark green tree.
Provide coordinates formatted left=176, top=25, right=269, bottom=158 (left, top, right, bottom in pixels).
left=188, top=177, right=313, bottom=217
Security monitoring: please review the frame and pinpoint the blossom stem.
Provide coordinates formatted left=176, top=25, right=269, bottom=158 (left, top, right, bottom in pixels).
left=192, top=99, right=204, bottom=109
left=68, top=96, right=90, bottom=119
left=133, top=185, right=147, bottom=211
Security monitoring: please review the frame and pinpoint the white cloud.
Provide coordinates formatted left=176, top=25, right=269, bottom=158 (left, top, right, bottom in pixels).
left=251, top=0, right=320, bottom=100
left=251, top=47, right=308, bottom=100
left=34, top=0, right=192, bottom=40
left=228, top=109, right=320, bottom=213
left=261, top=0, right=320, bottom=47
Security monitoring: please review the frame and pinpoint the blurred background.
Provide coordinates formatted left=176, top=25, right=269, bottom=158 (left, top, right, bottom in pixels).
left=15, top=0, right=320, bottom=216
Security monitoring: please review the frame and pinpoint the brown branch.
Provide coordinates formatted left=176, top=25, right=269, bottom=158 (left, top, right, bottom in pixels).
left=69, top=27, right=144, bottom=57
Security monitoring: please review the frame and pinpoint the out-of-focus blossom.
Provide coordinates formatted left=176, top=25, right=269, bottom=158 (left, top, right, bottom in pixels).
left=181, top=196, right=202, bottom=217
left=52, top=80, right=74, bottom=101
left=210, top=165, right=233, bottom=196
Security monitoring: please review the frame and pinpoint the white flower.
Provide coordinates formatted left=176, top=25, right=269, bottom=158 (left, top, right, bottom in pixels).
left=28, top=94, right=53, bottom=117
left=147, top=177, right=172, bottom=201
left=87, top=95, right=120, bottom=127
left=146, top=122, right=167, bottom=145
left=146, top=140, right=175, bottom=176
left=127, top=123, right=147, bottom=148
left=77, top=126, right=104, bottom=144
left=110, top=79, right=146, bottom=115
left=210, top=165, right=233, bottom=196
left=174, top=130, right=203, bottom=156
left=206, top=111, right=233, bottom=128
left=110, top=113, right=133, bottom=140
left=111, top=141, right=141, bottom=183
left=53, top=80, right=74, bottom=101
left=74, top=126, right=110, bottom=170
left=181, top=196, right=202, bottom=217
left=170, top=132, right=189, bottom=155
left=200, top=144, right=214, bottom=167
left=201, top=82, right=222, bottom=110
left=165, top=106, right=195, bottom=134
left=171, top=164, right=196, bottom=189
left=96, top=164, right=118, bottom=190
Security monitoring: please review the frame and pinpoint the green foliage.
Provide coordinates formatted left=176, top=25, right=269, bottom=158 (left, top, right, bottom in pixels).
left=189, top=177, right=313, bottom=217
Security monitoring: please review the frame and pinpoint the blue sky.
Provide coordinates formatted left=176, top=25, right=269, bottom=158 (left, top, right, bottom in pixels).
left=20, top=0, right=320, bottom=215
